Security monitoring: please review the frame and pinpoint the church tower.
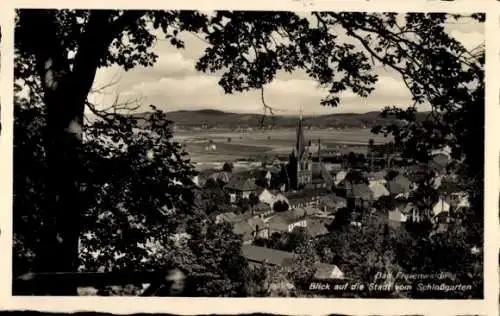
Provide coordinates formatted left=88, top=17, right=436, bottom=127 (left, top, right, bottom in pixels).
left=288, top=105, right=312, bottom=190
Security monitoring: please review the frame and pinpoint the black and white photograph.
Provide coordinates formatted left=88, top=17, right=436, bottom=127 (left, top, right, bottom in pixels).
left=12, top=8, right=485, bottom=298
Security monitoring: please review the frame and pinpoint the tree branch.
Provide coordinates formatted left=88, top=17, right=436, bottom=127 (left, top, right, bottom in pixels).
left=71, top=10, right=146, bottom=105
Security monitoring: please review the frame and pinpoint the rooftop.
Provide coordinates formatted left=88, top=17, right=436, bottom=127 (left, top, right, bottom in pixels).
left=226, top=177, right=259, bottom=192
left=242, top=245, right=296, bottom=266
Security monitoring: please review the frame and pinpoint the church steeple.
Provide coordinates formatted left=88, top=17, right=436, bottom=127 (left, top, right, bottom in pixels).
left=296, top=105, right=306, bottom=158
left=318, top=138, right=321, bottom=162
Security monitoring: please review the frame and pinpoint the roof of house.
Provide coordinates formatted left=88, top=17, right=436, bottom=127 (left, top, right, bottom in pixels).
left=284, top=188, right=330, bottom=200
left=258, top=188, right=276, bottom=204
left=251, top=168, right=272, bottom=181
left=198, top=168, right=219, bottom=177
left=191, top=175, right=207, bottom=188
left=232, top=220, right=254, bottom=241
left=334, top=170, right=348, bottom=185
left=430, top=153, right=450, bottom=170
left=318, top=196, right=337, bottom=209
left=268, top=208, right=307, bottom=225
left=273, top=193, right=289, bottom=204
left=399, top=202, right=417, bottom=215
left=388, top=209, right=407, bottom=222
left=437, top=178, right=463, bottom=194
left=314, top=263, right=344, bottom=280
left=345, top=170, right=368, bottom=184
left=241, top=245, right=296, bottom=266
left=367, top=170, right=387, bottom=180
left=301, top=206, right=322, bottom=216
left=287, top=196, right=314, bottom=206
left=387, top=175, right=411, bottom=195
left=432, top=198, right=451, bottom=217
left=246, top=217, right=266, bottom=230
left=242, top=245, right=343, bottom=279
left=217, top=212, right=242, bottom=223
left=350, top=183, right=373, bottom=200
left=226, top=177, right=259, bottom=192
left=266, top=166, right=282, bottom=174
left=331, top=195, right=347, bottom=204
left=254, top=202, right=272, bottom=213
left=306, top=221, right=329, bottom=237
left=369, top=182, right=390, bottom=199
left=208, top=171, right=231, bottom=183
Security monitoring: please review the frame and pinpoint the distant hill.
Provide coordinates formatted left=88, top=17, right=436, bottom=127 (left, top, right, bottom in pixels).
left=131, top=109, right=429, bottom=129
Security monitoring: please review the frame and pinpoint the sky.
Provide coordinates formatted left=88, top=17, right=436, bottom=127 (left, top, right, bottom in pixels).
left=89, top=13, right=484, bottom=116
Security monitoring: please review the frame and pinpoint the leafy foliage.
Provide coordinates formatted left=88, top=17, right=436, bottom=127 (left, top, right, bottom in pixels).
left=197, top=178, right=231, bottom=215
left=222, top=161, right=233, bottom=172
left=14, top=100, right=251, bottom=295
left=273, top=200, right=289, bottom=212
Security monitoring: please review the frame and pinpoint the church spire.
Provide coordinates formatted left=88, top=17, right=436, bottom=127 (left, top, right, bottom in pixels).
left=296, top=105, right=306, bottom=158
left=318, top=138, right=321, bottom=162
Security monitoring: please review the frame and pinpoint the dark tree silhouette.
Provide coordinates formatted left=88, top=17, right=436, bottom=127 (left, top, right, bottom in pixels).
left=273, top=200, right=289, bottom=212
left=222, top=161, right=233, bottom=173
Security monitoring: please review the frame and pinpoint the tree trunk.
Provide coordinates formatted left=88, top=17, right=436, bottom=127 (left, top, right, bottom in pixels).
left=19, top=9, right=144, bottom=295
left=34, top=64, right=87, bottom=295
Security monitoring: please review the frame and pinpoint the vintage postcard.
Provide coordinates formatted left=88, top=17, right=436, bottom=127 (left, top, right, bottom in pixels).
left=0, top=0, right=498, bottom=315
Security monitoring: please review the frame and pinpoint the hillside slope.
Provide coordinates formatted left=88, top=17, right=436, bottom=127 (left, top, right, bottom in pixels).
left=132, top=109, right=429, bottom=129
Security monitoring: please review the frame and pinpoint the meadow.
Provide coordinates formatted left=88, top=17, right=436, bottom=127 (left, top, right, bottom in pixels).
left=174, top=128, right=392, bottom=165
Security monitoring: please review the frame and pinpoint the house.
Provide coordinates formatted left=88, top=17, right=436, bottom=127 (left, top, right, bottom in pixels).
left=286, top=196, right=316, bottom=208
left=259, top=168, right=273, bottom=182
left=432, top=197, right=450, bottom=217
left=334, top=170, right=348, bottom=186
left=241, top=245, right=343, bottom=280
left=387, top=174, right=411, bottom=197
left=267, top=209, right=308, bottom=234
left=318, top=195, right=347, bottom=214
left=314, top=263, right=345, bottom=280
left=209, top=171, right=231, bottom=184
left=305, top=220, right=329, bottom=238
left=369, top=181, right=390, bottom=200
left=388, top=207, right=407, bottom=224
left=233, top=217, right=269, bottom=244
left=247, top=217, right=268, bottom=238
left=257, top=188, right=275, bottom=205
left=205, top=143, right=217, bottom=151
left=284, top=188, right=330, bottom=209
left=346, top=183, right=373, bottom=209
left=432, top=174, right=444, bottom=190
left=299, top=205, right=324, bottom=217
left=253, top=202, right=274, bottom=218
left=437, top=177, right=463, bottom=196
left=232, top=221, right=255, bottom=244
left=404, top=202, right=424, bottom=223
left=455, top=193, right=470, bottom=211
left=242, top=244, right=296, bottom=267
left=366, top=170, right=387, bottom=184
left=191, top=175, right=207, bottom=188
left=215, top=212, right=242, bottom=224
left=273, top=192, right=290, bottom=205
left=388, top=202, right=422, bottom=226
left=429, top=153, right=450, bottom=173
left=226, top=176, right=259, bottom=202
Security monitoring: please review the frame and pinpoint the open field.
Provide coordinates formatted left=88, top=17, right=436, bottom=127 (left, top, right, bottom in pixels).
left=174, top=128, right=392, bottom=165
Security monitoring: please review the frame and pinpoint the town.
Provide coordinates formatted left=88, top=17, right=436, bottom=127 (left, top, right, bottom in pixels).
left=186, top=112, right=472, bottom=294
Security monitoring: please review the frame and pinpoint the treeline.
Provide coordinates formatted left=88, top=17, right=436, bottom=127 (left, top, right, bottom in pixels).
left=131, top=110, right=430, bottom=130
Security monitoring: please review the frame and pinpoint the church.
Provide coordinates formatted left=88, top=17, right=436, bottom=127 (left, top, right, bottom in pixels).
left=285, top=110, right=334, bottom=191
